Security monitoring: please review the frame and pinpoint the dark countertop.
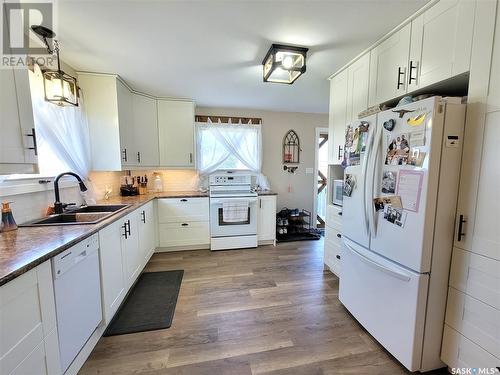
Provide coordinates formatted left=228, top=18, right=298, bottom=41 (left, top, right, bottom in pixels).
left=0, top=191, right=207, bottom=286
left=0, top=190, right=277, bottom=286
left=257, top=191, right=278, bottom=196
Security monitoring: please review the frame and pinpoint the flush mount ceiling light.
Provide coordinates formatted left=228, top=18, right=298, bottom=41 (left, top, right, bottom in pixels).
left=31, top=25, right=79, bottom=107
left=262, top=44, right=309, bottom=84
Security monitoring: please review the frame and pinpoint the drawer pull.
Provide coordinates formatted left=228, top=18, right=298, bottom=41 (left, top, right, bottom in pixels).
left=338, top=212, right=342, bottom=216
left=180, top=199, right=188, bottom=202
left=336, top=233, right=342, bottom=238
left=336, top=255, right=341, bottom=260
left=181, top=223, right=189, bottom=226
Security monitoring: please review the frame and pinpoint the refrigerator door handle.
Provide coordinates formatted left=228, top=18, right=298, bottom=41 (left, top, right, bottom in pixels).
left=345, top=243, right=411, bottom=282
left=362, top=124, right=376, bottom=236
left=368, top=124, right=383, bottom=238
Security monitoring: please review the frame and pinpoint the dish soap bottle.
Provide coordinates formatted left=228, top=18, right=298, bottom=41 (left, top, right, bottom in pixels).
left=1, top=201, right=18, bottom=232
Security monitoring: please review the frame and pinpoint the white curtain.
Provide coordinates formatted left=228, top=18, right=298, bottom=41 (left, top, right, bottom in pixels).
left=30, top=64, right=96, bottom=203
left=196, top=119, right=270, bottom=190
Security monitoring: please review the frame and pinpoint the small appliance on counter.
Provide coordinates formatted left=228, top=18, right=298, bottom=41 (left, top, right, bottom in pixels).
left=120, top=176, right=138, bottom=196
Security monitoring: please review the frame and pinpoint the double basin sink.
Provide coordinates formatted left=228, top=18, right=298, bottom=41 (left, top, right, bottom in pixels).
left=21, top=204, right=130, bottom=227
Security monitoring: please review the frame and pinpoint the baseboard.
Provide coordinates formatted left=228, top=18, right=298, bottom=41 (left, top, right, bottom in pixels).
left=258, top=239, right=276, bottom=246
left=155, top=244, right=210, bottom=252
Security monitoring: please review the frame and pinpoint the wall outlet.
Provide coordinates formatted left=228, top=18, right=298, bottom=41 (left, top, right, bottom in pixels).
left=305, top=168, right=314, bottom=174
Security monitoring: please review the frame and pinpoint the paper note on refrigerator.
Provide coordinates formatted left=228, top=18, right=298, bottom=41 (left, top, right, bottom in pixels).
left=396, top=170, right=424, bottom=212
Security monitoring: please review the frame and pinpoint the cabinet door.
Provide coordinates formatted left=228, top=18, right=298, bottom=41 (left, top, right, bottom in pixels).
left=0, top=69, right=26, bottom=164
left=369, top=23, right=411, bottom=104
left=487, top=3, right=500, bottom=112
left=346, top=52, right=370, bottom=123
left=132, top=93, right=159, bottom=166
left=328, top=70, right=348, bottom=165
left=454, top=110, right=500, bottom=260
left=121, top=213, right=141, bottom=288
left=116, top=79, right=134, bottom=167
left=409, top=0, right=475, bottom=90
left=158, top=100, right=195, bottom=167
left=257, top=196, right=277, bottom=242
left=98, top=220, right=126, bottom=324
left=138, top=201, right=156, bottom=266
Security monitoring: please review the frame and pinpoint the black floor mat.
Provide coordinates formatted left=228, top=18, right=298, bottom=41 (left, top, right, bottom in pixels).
left=277, top=232, right=321, bottom=242
left=104, top=270, right=184, bottom=336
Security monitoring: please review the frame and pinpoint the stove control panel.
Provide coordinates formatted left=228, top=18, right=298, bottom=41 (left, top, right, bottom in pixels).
left=209, top=173, right=252, bottom=186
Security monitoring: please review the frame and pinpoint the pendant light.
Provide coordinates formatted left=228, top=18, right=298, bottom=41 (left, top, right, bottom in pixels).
left=262, top=44, right=309, bottom=84
left=31, top=25, right=79, bottom=107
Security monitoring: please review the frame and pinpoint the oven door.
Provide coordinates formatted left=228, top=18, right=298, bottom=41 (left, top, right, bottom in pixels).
left=210, top=197, right=258, bottom=237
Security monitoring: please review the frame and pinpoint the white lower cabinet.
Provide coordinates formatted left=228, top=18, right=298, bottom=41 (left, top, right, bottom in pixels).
left=324, top=204, right=342, bottom=277
left=138, top=201, right=156, bottom=268
left=257, top=195, right=277, bottom=244
left=159, top=222, right=210, bottom=248
left=120, top=213, right=141, bottom=289
left=441, top=326, right=500, bottom=370
left=157, top=197, right=210, bottom=249
left=98, top=219, right=127, bottom=324
left=0, top=261, right=61, bottom=375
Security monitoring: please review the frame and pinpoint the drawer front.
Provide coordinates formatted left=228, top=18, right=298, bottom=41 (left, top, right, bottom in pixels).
left=445, top=287, right=500, bottom=358
left=159, top=222, right=210, bottom=247
left=324, top=239, right=340, bottom=277
left=441, top=325, right=500, bottom=369
left=157, top=198, right=209, bottom=223
left=325, top=225, right=343, bottom=245
left=449, top=247, right=500, bottom=309
left=326, top=204, right=343, bottom=230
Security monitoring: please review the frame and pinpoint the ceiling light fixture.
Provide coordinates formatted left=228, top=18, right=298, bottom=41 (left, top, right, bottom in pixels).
left=262, top=44, right=308, bottom=84
left=31, top=25, right=79, bottom=107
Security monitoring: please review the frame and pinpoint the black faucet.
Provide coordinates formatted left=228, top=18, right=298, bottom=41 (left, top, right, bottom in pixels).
left=54, top=172, right=88, bottom=214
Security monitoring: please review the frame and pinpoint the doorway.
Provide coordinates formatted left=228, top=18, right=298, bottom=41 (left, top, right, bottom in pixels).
left=313, top=127, right=329, bottom=230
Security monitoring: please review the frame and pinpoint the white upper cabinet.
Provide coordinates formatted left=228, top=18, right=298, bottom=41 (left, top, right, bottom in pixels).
left=77, top=73, right=125, bottom=171
left=368, top=0, right=475, bottom=105
left=369, top=23, right=411, bottom=105
left=157, top=100, right=195, bottom=168
left=0, top=68, right=38, bottom=174
left=116, top=79, right=134, bottom=167
left=346, top=52, right=370, bottom=123
left=132, top=93, right=159, bottom=166
left=409, top=0, right=475, bottom=90
left=328, top=69, right=349, bottom=165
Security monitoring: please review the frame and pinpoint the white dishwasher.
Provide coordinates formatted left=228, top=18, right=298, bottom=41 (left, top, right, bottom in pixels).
left=52, top=234, right=102, bottom=373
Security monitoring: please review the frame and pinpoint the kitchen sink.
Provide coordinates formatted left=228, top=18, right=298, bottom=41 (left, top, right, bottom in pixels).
left=67, top=204, right=129, bottom=214
left=20, top=204, right=130, bottom=227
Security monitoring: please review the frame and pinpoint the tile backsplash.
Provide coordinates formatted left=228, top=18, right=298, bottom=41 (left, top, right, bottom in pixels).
left=1, top=186, right=84, bottom=224
left=0, top=170, right=199, bottom=224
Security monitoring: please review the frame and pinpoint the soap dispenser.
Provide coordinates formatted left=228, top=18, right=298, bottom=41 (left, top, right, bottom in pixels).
left=1, top=201, right=18, bottom=232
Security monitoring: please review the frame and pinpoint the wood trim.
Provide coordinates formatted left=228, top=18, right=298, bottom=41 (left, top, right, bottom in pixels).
left=195, top=115, right=262, bottom=124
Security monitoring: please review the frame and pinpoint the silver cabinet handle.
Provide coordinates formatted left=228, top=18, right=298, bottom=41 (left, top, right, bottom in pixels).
left=137, top=152, right=141, bottom=163
left=122, top=148, right=128, bottom=162
left=189, top=153, right=193, bottom=164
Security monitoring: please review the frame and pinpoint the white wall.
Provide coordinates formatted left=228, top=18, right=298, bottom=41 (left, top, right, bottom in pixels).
left=196, top=107, right=328, bottom=214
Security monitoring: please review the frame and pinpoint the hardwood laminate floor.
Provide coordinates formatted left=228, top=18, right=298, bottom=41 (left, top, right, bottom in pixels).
left=79, top=240, right=447, bottom=375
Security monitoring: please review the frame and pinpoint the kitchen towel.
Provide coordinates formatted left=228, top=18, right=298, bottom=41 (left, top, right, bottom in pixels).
left=222, top=200, right=249, bottom=222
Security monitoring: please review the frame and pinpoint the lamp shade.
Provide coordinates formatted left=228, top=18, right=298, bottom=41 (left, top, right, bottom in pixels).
left=42, top=69, right=79, bottom=106
left=262, top=44, right=308, bottom=84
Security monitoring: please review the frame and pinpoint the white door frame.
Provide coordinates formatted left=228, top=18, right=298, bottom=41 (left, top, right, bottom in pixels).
left=313, top=127, right=329, bottom=229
